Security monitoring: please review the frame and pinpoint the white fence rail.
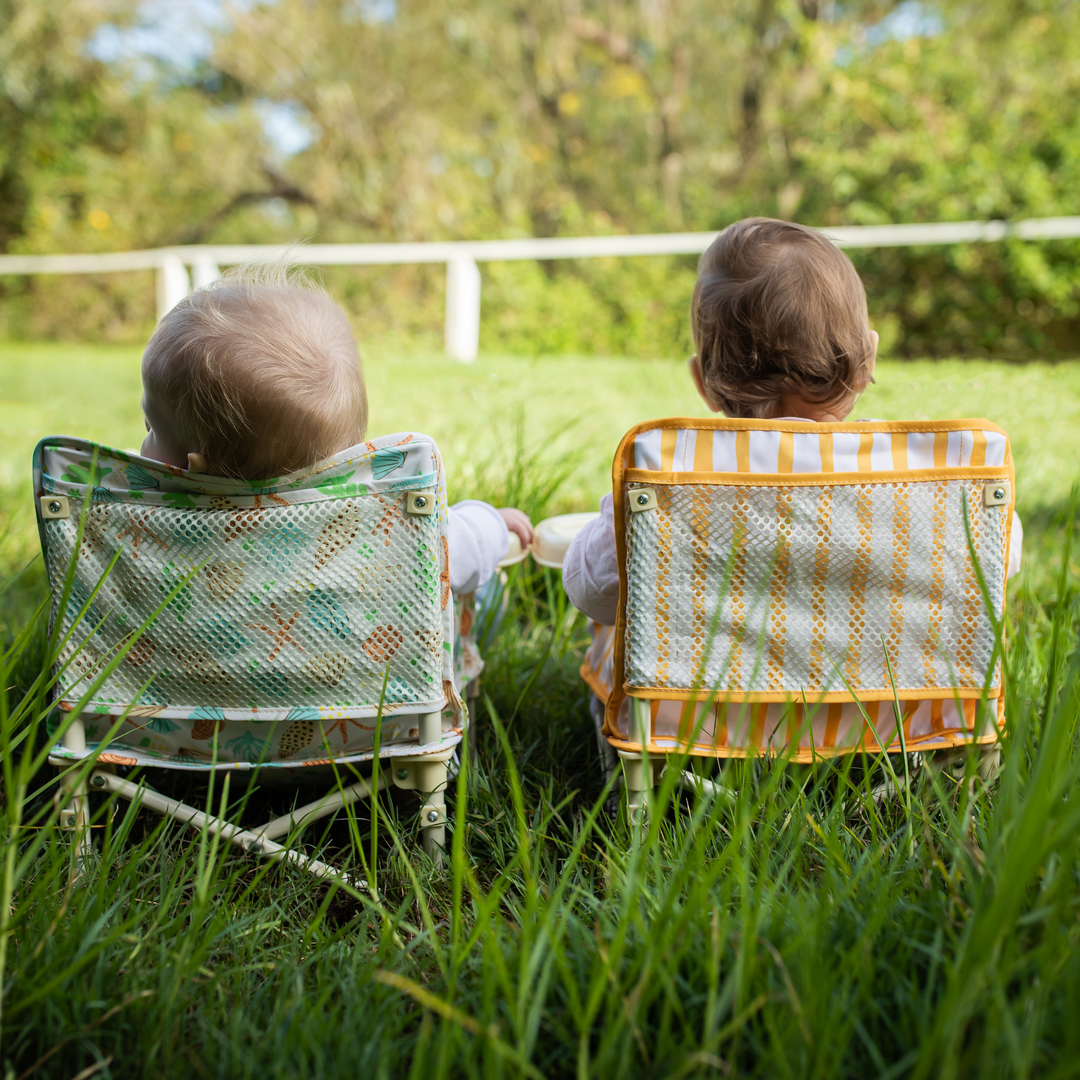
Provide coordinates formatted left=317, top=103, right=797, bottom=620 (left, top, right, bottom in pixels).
left=2, top=216, right=1079, bottom=362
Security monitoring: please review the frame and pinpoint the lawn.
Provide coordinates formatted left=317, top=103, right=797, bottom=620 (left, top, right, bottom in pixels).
left=2, top=342, right=1080, bottom=1078
left=1, top=341, right=1077, bottom=566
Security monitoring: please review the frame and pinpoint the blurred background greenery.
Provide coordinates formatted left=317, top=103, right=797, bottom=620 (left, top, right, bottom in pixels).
left=1, top=343, right=1076, bottom=592
left=2, top=0, right=1079, bottom=358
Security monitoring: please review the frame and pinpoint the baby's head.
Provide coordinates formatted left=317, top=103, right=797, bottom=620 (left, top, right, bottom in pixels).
left=690, top=218, right=877, bottom=421
left=141, top=268, right=366, bottom=479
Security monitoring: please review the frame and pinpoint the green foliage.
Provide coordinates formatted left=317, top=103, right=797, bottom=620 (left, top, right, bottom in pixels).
left=790, top=7, right=1080, bottom=357
left=481, top=256, right=698, bottom=360
left=3, top=1, right=1080, bottom=355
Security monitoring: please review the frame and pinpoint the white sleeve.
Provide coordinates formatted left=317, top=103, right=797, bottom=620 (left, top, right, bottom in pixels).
left=563, top=493, right=620, bottom=626
left=448, top=500, right=509, bottom=596
left=1008, top=511, right=1023, bottom=580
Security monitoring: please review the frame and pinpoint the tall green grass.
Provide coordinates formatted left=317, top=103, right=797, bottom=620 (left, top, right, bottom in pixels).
left=3, top=437, right=1080, bottom=1077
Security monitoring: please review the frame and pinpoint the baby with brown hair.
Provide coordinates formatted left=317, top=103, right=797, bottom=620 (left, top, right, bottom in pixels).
left=565, top=215, right=1021, bottom=618
left=564, top=217, right=881, bottom=626
left=687, top=217, right=878, bottom=423
left=141, top=267, right=532, bottom=595
left=564, top=216, right=1020, bottom=767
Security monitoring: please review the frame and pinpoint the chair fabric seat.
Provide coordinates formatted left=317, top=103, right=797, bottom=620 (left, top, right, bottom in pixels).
left=37, top=434, right=463, bottom=770
left=583, top=417, right=1015, bottom=760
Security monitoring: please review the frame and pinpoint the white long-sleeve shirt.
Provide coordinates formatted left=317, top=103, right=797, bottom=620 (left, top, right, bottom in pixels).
left=448, top=499, right=509, bottom=595
left=563, top=493, right=620, bottom=625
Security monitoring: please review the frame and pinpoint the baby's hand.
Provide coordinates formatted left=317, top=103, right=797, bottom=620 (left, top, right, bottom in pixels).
left=498, top=507, right=534, bottom=548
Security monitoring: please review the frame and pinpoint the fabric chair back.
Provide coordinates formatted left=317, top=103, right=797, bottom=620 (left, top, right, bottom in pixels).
left=36, top=434, right=461, bottom=770
left=585, top=418, right=1015, bottom=761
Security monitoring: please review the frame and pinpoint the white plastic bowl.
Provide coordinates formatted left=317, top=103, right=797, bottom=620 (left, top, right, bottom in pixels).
left=531, top=512, right=601, bottom=569
left=496, top=530, right=529, bottom=568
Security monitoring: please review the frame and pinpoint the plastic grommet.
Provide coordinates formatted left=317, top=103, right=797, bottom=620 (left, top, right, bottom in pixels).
left=405, top=491, right=436, bottom=516
left=629, top=488, right=657, bottom=512
left=40, top=495, right=71, bottom=519
left=983, top=481, right=1010, bottom=507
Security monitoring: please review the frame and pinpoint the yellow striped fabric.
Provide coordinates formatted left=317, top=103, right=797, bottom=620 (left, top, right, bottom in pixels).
left=632, top=424, right=1008, bottom=474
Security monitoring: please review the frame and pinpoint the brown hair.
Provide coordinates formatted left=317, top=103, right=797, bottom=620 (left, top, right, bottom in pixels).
left=691, top=218, right=874, bottom=418
left=142, top=265, right=367, bottom=479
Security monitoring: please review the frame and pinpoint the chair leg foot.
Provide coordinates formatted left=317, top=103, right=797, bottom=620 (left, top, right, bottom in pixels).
left=59, top=772, right=94, bottom=868
left=926, top=743, right=1002, bottom=797
left=391, top=749, right=454, bottom=867
left=419, top=761, right=449, bottom=867
left=421, top=813, right=446, bottom=866
left=978, top=746, right=1002, bottom=784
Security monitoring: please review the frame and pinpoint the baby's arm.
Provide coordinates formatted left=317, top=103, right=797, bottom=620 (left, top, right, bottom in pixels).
left=448, top=501, right=532, bottom=595
left=563, top=493, right=619, bottom=625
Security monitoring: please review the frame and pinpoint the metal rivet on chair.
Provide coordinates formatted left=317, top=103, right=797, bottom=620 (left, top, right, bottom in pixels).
left=629, top=488, right=656, bottom=513
left=91, top=775, right=107, bottom=789
left=994, top=488, right=1006, bottom=500
left=637, top=493, right=648, bottom=506
left=396, top=767, right=409, bottom=780
left=427, top=810, right=440, bottom=823
left=49, top=500, right=61, bottom=514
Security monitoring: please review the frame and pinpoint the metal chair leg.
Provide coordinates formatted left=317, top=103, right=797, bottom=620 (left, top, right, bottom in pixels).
left=978, top=745, right=1002, bottom=783
left=619, top=751, right=661, bottom=843
left=58, top=715, right=94, bottom=864
left=88, top=771, right=361, bottom=885
left=926, top=742, right=1002, bottom=795
left=419, top=779, right=447, bottom=864
left=255, top=773, right=383, bottom=841
left=394, top=710, right=451, bottom=866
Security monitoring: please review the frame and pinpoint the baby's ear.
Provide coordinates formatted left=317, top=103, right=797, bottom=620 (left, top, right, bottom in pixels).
left=688, top=356, right=722, bottom=413
left=186, top=451, right=209, bottom=474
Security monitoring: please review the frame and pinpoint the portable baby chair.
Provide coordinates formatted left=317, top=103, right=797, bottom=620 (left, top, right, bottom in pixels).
left=38, top=432, right=464, bottom=877
left=580, top=417, right=1016, bottom=821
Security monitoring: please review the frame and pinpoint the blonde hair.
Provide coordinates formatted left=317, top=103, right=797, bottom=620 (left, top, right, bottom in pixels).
left=692, top=218, right=875, bottom=418
left=142, top=264, right=367, bottom=479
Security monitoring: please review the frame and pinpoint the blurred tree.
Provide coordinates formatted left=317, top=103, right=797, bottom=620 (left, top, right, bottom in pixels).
left=0, top=0, right=301, bottom=337
left=2, top=0, right=1079, bottom=356
left=0, top=0, right=131, bottom=253
left=206, top=0, right=904, bottom=240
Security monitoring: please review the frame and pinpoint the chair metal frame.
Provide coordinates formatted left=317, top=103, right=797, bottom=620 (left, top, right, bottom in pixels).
left=583, top=417, right=1016, bottom=834
left=40, top=434, right=464, bottom=882
left=54, top=709, right=451, bottom=879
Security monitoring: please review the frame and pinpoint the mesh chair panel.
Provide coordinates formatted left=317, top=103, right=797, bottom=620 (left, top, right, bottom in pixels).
left=36, top=435, right=461, bottom=768
left=623, top=477, right=1007, bottom=697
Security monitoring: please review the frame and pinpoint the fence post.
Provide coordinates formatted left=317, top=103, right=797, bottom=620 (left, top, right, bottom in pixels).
left=444, top=255, right=481, bottom=362
left=190, top=256, right=221, bottom=290
left=156, top=253, right=191, bottom=320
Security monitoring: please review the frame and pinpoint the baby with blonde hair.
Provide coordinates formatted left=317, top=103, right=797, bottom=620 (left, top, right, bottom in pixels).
left=141, top=267, right=531, bottom=596
left=141, top=270, right=367, bottom=479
